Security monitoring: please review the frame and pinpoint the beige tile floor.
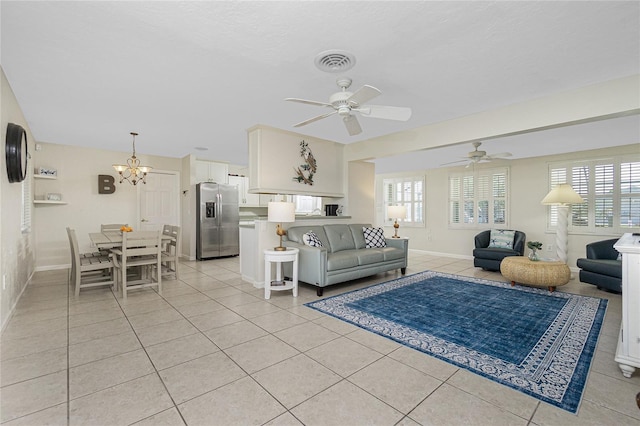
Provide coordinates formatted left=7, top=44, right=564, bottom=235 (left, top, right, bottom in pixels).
left=1, top=253, right=639, bottom=425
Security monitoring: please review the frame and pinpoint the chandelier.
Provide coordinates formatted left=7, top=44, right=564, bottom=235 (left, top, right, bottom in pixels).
left=112, top=132, right=152, bottom=185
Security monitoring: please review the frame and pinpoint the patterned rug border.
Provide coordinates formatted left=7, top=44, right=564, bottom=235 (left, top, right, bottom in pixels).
left=305, top=270, right=608, bottom=414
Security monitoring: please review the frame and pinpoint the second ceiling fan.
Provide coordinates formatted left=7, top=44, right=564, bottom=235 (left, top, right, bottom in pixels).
left=285, top=77, right=412, bottom=136
left=442, top=142, right=512, bottom=167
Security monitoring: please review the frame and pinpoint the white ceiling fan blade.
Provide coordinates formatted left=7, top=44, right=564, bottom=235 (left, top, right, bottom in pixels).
left=285, top=98, right=333, bottom=108
left=293, top=110, right=337, bottom=127
left=485, top=152, right=513, bottom=159
left=440, top=159, right=469, bottom=166
left=347, top=85, right=381, bottom=107
left=357, top=105, right=412, bottom=121
left=343, top=114, right=362, bottom=136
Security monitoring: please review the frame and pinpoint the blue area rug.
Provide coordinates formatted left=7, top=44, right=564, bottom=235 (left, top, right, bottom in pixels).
left=305, top=271, right=607, bottom=413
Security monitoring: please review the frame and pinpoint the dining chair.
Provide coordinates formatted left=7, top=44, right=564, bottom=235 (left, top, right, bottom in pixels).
left=161, top=225, right=181, bottom=280
left=66, top=227, right=115, bottom=297
left=110, top=230, right=162, bottom=300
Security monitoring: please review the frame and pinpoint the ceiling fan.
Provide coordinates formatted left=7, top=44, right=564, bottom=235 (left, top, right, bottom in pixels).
left=441, top=142, right=512, bottom=167
left=285, top=77, right=412, bottom=136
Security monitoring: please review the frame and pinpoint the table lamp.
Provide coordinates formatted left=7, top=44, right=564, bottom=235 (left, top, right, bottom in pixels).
left=268, top=201, right=296, bottom=251
left=387, top=205, right=407, bottom=238
left=541, top=184, right=584, bottom=263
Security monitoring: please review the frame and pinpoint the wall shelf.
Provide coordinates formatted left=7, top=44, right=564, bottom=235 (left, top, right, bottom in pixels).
left=33, top=200, right=67, bottom=205
left=34, top=174, right=57, bottom=180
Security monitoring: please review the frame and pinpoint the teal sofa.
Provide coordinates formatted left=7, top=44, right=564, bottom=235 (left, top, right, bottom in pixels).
left=283, top=223, right=408, bottom=296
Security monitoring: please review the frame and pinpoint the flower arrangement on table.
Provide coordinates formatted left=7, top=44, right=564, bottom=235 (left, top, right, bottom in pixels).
left=527, top=241, right=543, bottom=261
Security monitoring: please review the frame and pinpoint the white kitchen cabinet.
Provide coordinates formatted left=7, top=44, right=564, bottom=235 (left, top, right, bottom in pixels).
left=259, top=194, right=275, bottom=206
left=614, top=233, right=640, bottom=378
left=195, top=160, right=228, bottom=184
left=229, top=175, right=261, bottom=206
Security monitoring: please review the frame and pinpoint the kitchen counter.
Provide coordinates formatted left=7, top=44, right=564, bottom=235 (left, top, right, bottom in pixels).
left=239, top=215, right=351, bottom=227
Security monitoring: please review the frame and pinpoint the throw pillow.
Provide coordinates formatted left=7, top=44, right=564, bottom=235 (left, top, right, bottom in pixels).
left=363, top=227, right=387, bottom=248
left=488, top=229, right=516, bottom=249
left=302, top=231, right=323, bottom=248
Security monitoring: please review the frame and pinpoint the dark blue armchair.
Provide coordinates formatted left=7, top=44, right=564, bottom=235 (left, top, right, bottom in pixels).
left=473, top=230, right=526, bottom=271
left=576, top=238, right=622, bottom=293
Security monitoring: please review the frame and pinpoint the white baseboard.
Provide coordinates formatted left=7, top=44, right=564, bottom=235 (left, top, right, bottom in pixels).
left=34, top=263, right=70, bottom=272
left=408, top=248, right=473, bottom=260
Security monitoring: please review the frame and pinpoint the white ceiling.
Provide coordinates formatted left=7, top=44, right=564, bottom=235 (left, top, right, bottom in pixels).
left=2, top=1, right=639, bottom=172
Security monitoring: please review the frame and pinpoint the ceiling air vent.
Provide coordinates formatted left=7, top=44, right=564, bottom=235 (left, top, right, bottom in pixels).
left=314, top=50, right=356, bottom=73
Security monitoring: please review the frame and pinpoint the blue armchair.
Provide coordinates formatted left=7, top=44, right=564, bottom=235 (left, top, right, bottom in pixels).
left=576, top=238, right=622, bottom=293
left=473, top=230, right=526, bottom=271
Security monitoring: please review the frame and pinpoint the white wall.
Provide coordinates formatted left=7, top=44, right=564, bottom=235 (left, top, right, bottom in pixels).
left=1, top=68, right=36, bottom=330
left=31, top=143, right=182, bottom=270
left=347, top=161, right=375, bottom=224
left=376, top=144, right=639, bottom=268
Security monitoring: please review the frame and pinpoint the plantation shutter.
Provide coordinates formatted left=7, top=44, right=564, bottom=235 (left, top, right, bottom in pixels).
left=594, top=164, right=614, bottom=228
left=492, top=172, right=506, bottom=224
left=547, top=157, right=639, bottom=233
left=571, top=165, right=589, bottom=228
left=477, top=175, right=489, bottom=224
left=463, top=175, right=474, bottom=224
left=449, top=176, right=461, bottom=224
left=621, top=161, right=640, bottom=228
left=382, top=176, right=425, bottom=225
left=21, top=173, right=32, bottom=233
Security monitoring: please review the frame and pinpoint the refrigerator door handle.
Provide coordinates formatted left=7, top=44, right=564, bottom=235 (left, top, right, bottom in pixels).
left=217, top=193, right=221, bottom=224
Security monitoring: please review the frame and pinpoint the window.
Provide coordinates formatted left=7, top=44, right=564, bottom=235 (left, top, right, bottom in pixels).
left=383, top=176, right=424, bottom=226
left=293, top=195, right=322, bottom=214
left=547, top=157, right=640, bottom=233
left=449, top=168, right=508, bottom=228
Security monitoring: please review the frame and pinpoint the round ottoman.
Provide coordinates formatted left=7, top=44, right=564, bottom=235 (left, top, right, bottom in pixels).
left=500, top=256, right=570, bottom=292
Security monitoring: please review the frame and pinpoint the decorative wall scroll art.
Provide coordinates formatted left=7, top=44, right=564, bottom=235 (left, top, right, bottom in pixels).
left=293, top=140, right=317, bottom=186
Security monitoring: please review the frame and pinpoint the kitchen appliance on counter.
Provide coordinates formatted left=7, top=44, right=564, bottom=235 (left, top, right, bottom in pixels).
left=325, top=204, right=339, bottom=216
left=196, top=182, right=239, bottom=260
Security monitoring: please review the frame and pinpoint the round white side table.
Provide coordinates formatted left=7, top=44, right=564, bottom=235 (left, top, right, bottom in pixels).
left=264, top=248, right=299, bottom=299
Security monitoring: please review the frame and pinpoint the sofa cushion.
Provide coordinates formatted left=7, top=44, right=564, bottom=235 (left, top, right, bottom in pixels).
left=327, top=251, right=360, bottom=271
left=349, top=224, right=370, bottom=249
left=356, top=248, right=385, bottom=265
left=286, top=226, right=328, bottom=246
left=363, top=227, right=387, bottom=248
left=325, top=225, right=356, bottom=253
left=473, top=247, right=518, bottom=261
left=488, top=229, right=515, bottom=249
left=302, top=231, right=324, bottom=247
left=576, top=258, right=622, bottom=279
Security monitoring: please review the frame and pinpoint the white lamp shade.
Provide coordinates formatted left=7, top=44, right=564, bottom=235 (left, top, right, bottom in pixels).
left=387, top=205, right=407, bottom=219
left=541, top=184, right=584, bottom=205
left=267, top=202, right=296, bottom=223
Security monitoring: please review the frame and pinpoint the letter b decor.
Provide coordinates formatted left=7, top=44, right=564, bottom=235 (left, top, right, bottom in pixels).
left=98, top=174, right=116, bottom=194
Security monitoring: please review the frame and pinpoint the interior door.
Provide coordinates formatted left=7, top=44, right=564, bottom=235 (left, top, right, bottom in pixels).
left=138, top=170, right=180, bottom=231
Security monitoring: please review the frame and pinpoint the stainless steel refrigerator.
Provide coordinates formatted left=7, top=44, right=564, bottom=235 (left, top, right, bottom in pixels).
left=196, top=182, right=239, bottom=260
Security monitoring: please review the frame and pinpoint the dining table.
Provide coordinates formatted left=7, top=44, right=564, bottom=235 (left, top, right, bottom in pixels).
left=89, top=230, right=173, bottom=249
